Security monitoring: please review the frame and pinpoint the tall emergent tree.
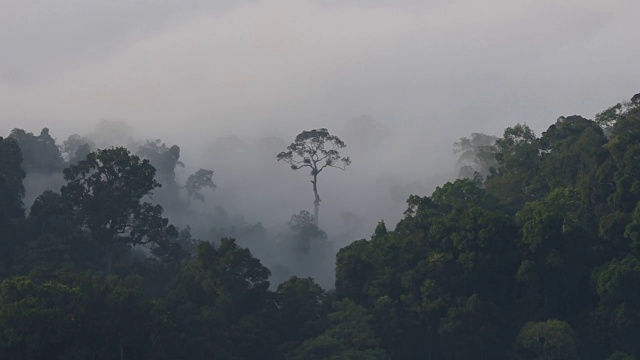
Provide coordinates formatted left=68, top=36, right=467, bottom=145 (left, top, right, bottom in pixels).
left=61, top=147, right=172, bottom=273
left=277, top=128, right=351, bottom=225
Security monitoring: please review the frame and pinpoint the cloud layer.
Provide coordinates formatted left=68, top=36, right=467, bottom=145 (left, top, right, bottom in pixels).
left=2, top=0, right=639, bottom=238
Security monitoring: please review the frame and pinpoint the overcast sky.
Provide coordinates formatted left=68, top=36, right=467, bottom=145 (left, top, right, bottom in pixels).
left=2, top=0, right=640, bottom=233
left=2, top=0, right=639, bottom=138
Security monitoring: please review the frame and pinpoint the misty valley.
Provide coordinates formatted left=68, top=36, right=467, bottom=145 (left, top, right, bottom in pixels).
left=2, top=93, right=640, bottom=359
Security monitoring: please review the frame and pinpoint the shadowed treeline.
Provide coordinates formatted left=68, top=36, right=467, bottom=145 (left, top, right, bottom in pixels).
left=1, top=93, right=640, bottom=359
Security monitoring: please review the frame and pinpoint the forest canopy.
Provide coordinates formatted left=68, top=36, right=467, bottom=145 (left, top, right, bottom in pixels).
left=1, top=93, right=640, bottom=359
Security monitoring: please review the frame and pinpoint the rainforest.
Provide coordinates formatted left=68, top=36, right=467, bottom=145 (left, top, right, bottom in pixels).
left=1, top=94, right=640, bottom=359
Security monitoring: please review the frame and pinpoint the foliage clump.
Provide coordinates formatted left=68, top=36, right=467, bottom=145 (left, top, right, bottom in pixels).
left=1, top=93, right=640, bottom=359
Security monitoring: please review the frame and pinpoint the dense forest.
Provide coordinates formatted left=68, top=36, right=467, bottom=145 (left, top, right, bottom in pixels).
left=1, top=93, right=640, bottom=359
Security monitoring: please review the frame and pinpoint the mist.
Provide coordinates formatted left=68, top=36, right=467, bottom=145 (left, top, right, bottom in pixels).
left=3, top=0, right=640, bottom=287
left=9, top=118, right=451, bottom=288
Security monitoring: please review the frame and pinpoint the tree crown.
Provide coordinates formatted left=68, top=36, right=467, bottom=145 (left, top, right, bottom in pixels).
left=277, top=128, right=351, bottom=175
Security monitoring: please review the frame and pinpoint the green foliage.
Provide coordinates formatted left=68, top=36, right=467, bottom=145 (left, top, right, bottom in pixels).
left=2, top=93, right=640, bottom=359
left=286, top=299, right=388, bottom=360
left=593, top=256, right=640, bottom=355
left=336, top=178, right=518, bottom=359
left=0, top=272, right=179, bottom=359
left=430, top=178, right=501, bottom=211
left=276, top=276, right=327, bottom=355
left=373, top=220, right=387, bottom=239
left=486, top=123, right=543, bottom=210
left=624, top=202, right=640, bottom=253
left=0, top=137, right=27, bottom=276
left=331, top=93, right=640, bottom=359
left=439, top=294, right=504, bottom=359
left=167, top=239, right=274, bottom=359
left=10, top=190, right=103, bottom=274
left=61, top=147, right=171, bottom=272
left=335, top=239, right=375, bottom=303
left=0, top=137, right=26, bottom=222
left=538, top=116, right=608, bottom=191
left=606, top=352, right=638, bottom=360
left=514, top=319, right=579, bottom=360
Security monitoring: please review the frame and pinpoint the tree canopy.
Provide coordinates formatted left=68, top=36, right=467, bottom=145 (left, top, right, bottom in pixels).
left=60, top=147, right=172, bottom=272
left=277, top=128, right=351, bottom=225
left=1, top=93, right=640, bottom=359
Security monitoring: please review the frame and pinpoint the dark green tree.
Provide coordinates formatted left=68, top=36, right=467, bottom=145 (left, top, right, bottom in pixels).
left=0, top=272, right=179, bottom=360
left=593, top=256, right=640, bottom=356
left=538, top=116, right=607, bottom=190
left=0, top=137, right=26, bottom=222
left=335, top=239, right=375, bottom=304
left=167, top=239, right=274, bottom=359
left=0, top=136, right=27, bottom=276
left=595, top=93, right=640, bottom=136
left=286, top=299, right=388, bottom=360
left=15, top=190, right=102, bottom=273
left=485, top=123, right=543, bottom=211
left=606, top=352, right=638, bottom=360
left=438, top=294, right=503, bottom=360
left=515, top=187, right=594, bottom=320
left=513, top=319, right=579, bottom=360
left=275, top=276, right=327, bottom=355
left=60, top=147, right=172, bottom=273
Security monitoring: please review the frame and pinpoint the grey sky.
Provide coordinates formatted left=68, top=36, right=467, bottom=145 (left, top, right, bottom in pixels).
left=2, top=0, right=638, bottom=135
left=2, top=0, right=639, bottom=233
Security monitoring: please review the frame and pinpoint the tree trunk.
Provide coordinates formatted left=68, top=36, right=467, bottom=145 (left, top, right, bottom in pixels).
left=311, top=175, right=321, bottom=226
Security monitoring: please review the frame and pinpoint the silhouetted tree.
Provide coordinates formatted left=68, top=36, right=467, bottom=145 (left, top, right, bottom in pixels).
left=185, top=168, right=216, bottom=202
left=0, top=137, right=26, bottom=222
left=9, top=128, right=65, bottom=173
left=277, top=128, right=351, bottom=225
left=62, top=134, right=95, bottom=164
left=453, top=132, right=497, bottom=180
left=60, top=147, right=172, bottom=273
